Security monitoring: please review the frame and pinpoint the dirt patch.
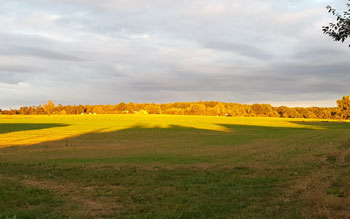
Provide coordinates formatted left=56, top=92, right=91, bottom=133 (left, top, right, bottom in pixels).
left=0, top=174, right=121, bottom=218
left=281, top=139, right=350, bottom=219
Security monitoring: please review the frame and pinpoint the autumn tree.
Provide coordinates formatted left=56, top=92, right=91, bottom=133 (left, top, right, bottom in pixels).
left=337, top=96, right=350, bottom=119
left=145, top=104, right=161, bottom=114
left=251, top=104, right=277, bottom=117
left=190, top=103, right=206, bottom=115
left=127, top=103, right=135, bottom=114
left=43, top=100, right=55, bottom=115
left=323, top=1, right=350, bottom=46
left=3, top=98, right=350, bottom=119
left=116, top=102, right=128, bottom=112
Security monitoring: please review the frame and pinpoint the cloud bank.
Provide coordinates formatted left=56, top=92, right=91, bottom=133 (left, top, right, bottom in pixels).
left=0, top=0, right=349, bottom=109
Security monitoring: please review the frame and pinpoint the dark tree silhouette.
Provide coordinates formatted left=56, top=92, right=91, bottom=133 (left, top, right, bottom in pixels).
left=323, top=1, right=350, bottom=46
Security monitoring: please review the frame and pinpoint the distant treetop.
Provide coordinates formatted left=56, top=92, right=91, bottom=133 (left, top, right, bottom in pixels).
left=1, top=97, right=350, bottom=120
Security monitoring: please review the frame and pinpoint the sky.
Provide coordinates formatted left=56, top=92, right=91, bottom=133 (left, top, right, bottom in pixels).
left=0, top=0, right=350, bottom=109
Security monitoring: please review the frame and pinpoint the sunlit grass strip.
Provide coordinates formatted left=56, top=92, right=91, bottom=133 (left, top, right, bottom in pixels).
left=0, top=114, right=335, bottom=148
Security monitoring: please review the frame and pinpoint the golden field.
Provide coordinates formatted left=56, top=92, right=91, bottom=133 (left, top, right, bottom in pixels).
left=1, top=114, right=350, bottom=218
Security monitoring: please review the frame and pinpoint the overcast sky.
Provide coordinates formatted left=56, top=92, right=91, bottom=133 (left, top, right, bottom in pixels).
left=0, top=0, right=349, bottom=109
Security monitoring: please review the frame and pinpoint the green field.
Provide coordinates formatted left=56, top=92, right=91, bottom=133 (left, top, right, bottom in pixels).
left=1, top=115, right=350, bottom=218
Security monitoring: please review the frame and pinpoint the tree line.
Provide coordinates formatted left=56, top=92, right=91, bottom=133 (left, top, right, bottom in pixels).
left=1, top=96, right=350, bottom=120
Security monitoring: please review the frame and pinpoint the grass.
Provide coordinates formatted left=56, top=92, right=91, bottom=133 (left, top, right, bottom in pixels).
left=1, top=114, right=350, bottom=218
left=0, top=178, right=65, bottom=219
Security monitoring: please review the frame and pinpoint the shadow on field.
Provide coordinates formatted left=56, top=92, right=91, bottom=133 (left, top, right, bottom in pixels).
left=16, top=121, right=342, bottom=150
left=5, top=121, right=345, bottom=164
left=39, top=123, right=312, bottom=147
left=0, top=123, right=69, bottom=134
left=2, top=121, right=350, bottom=218
left=4, top=121, right=350, bottom=162
left=291, top=121, right=350, bottom=129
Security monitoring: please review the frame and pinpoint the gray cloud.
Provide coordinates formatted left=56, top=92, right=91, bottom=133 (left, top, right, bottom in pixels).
left=2, top=45, right=83, bottom=61
left=202, top=41, right=275, bottom=60
left=0, top=0, right=349, bottom=109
